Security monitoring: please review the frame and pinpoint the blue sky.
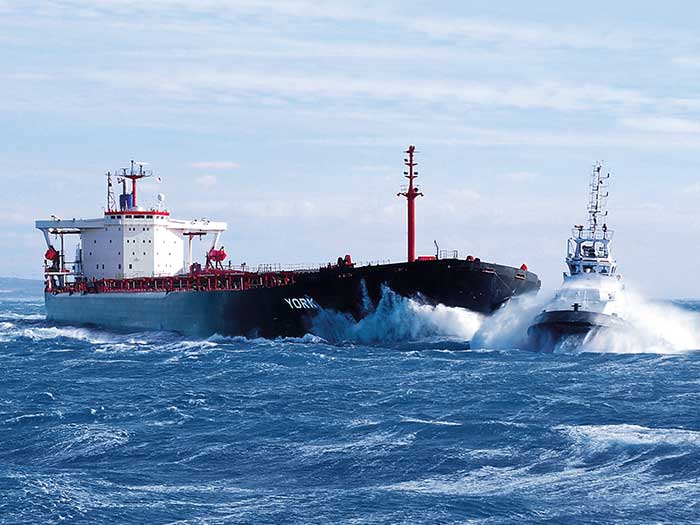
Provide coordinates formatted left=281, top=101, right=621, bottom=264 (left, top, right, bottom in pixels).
left=1, top=1, right=699, bottom=297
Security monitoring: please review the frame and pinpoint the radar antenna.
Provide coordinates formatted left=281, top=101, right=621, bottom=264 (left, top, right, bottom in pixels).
left=119, top=159, right=153, bottom=209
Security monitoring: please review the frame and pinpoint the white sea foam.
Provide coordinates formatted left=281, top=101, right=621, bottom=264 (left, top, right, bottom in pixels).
left=383, top=446, right=700, bottom=507
left=556, top=424, right=700, bottom=450
left=472, top=286, right=700, bottom=354
left=601, top=288, right=700, bottom=354
left=0, top=312, right=44, bottom=321
left=471, top=292, right=549, bottom=351
left=299, top=431, right=416, bottom=457
left=3, top=412, right=51, bottom=424
left=43, top=423, right=129, bottom=464
left=14, top=326, right=120, bottom=344
left=311, top=286, right=484, bottom=344
left=400, top=417, right=462, bottom=426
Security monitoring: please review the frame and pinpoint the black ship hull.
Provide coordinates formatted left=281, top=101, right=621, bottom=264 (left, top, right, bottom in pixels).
left=527, top=309, right=628, bottom=353
left=45, top=258, right=540, bottom=338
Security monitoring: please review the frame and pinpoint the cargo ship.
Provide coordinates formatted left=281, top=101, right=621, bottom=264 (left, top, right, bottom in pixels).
left=36, top=147, right=541, bottom=338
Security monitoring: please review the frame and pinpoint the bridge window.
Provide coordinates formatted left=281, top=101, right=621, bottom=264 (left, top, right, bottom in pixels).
left=129, top=264, right=132, bottom=269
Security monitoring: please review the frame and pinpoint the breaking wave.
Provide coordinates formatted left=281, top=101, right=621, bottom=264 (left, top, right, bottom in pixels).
left=556, top=424, right=700, bottom=451
left=310, top=286, right=484, bottom=344
left=472, top=288, right=700, bottom=354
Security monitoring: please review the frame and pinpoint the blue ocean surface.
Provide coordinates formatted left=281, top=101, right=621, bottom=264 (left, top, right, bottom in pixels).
left=1, top=278, right=699, bottom=524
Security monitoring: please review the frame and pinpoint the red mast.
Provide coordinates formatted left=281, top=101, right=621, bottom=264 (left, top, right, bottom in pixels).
left=397, top=145, right=423, bottom=263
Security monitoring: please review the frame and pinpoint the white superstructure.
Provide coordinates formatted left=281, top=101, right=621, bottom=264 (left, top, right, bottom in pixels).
left=546, top=162, right=624, bottom=316
left=35, top=162, right=227, bottom=283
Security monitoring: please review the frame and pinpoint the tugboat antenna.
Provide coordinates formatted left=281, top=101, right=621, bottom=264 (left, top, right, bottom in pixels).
left=588, top=161, right=610, bottom=234
left=397, top=145, right=423, bottom=263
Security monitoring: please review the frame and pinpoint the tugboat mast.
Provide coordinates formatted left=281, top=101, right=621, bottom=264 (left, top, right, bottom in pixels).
left=397, top=145, right=423, bottom=263
left=588, top=161, right=610, bottom=234
left=566, top=162, right=615, bottom=276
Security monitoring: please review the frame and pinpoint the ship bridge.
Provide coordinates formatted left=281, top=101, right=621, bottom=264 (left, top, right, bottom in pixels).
left=564, top=162, right=618, bottom=280
left=35, top=161, right=227, bottom=286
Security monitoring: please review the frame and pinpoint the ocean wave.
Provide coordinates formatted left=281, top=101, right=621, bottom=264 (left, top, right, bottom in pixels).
left=12, top=326, right=124, bottom=344
left=208, top=332, right=327, bottom=346
left=42, top=423, right=129, bottom=464
left=298, top=431, right=416, bottom=457
left=556, top=424, right=700, bottom=450
left=0, top=312, right=44, bottom=321
left=400, top=417, right=462, bottom=426
left=311, top=286, right=483, bottom=345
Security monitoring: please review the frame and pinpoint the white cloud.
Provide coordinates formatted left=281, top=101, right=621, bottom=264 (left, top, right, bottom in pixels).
left=502, top=171, right=540, bottom=183
left=80, top=69, right=650, bottom=113
left=195, top=175, right=217, bottom=190
left=413, top=18, right=545, bottom=45
left=452, top=188, right=481, bottom=202
left=621, top=117, right=700, bottom=134
left=191, top=161, right=240, bottom=170
left=11, top=2, right=667, bottom=53
left=0, top=210, right=29, bottom=224
left=410, top=17, right=660, bottom=51
left=672, top=56, right=700, bottom=67
left=684, top=182, right=700, bottom=194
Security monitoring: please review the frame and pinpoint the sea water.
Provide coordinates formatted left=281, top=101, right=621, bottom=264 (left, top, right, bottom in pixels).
left=1, top=278, right=699, bottom=524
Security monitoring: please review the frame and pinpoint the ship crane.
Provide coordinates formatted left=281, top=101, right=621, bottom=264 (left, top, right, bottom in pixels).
left=397, top=145, right=423, bottom=263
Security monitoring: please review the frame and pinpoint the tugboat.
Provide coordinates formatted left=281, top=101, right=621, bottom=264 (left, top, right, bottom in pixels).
left=527, top=162, right=627, bottom=352
left=35, top=147, right=541, bottom=338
